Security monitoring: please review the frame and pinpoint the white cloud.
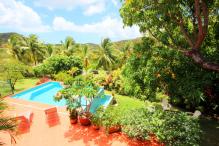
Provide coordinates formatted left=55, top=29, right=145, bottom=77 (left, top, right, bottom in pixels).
left=0, top=0, right=50, bottom=32
left=83, top=2, right=105, bottom=16
left=34, top=0, right=98, bottom=10
left=34, top=0, right=106, bottom=15
left=53, top=16, right=141, bottom=40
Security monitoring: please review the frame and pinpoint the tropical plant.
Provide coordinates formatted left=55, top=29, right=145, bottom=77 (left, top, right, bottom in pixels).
left=101, top=106, right=122, bottom=131
left=54, top=72, right=72, bottom=82
left=121, top=108, right=201, bottom=146
left=97, top=38, right=117, bottom=71
left=58, top=75, right=100, bottom=113
left=25, top=34, right=46, bottom=65
left=0, top=96, right=17, bottom=145
left=60, top=36, right=75, bottom=55
left=8, top=34, right=30, bottom=64
left=91, top=106, right=104, bottom=127
left=120, top=0, right=219, bottom=72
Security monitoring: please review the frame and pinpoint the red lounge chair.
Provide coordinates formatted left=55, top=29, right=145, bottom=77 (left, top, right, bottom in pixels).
left=44, top=107, right=60, bottom=127
left=16, top=111, right=33, bottom=134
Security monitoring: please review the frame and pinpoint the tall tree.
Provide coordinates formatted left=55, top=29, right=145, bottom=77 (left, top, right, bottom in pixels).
left=82, top=45, right=89, bottom=72
left=60, top=36, right=75, bottom=55
left=97, top=38, right=116, bottom=71
left=26, top=34, right=45, bottom=65
left=120, top=0, right=219, bottom=72
left=8, top=34, right=27, bottom=63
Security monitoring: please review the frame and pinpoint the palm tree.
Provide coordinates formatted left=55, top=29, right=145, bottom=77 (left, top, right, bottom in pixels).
left=0, top=97, right=16, bottom=145
left=8, top=34, right=27, bottom=62
left=97, top=38, right=116, bottom=71
left=26, top=34, right=46, bottom=65
left=82, top=45, right=89, bottom=72
left=60, top=36, right=75, bottom=55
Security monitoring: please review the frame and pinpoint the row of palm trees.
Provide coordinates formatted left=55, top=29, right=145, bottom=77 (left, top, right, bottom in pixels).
left=8, top=34, right=132, bottom=71
left=8, top=34, right=51, bottom=65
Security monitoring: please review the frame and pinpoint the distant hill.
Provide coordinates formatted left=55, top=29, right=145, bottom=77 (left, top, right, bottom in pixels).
left=113, top=37, right=142, bottom=50
left=0, top=32, right=23, bottom=45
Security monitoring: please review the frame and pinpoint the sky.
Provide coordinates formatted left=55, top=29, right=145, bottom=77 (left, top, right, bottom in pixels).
left=0, top=0, right=141, bottom=44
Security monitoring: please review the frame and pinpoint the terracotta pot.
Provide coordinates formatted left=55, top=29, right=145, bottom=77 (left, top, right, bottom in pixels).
left=70, top=118, right=77, bottom=125
left=108, top=125, right=121, bottom=134
left=79, top=116, right=91, bottom=126
left=92, top=125, right=100, bottom=130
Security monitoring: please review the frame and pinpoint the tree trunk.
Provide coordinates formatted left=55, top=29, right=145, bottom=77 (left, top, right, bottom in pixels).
left=184, top=50, right=219, bottom=72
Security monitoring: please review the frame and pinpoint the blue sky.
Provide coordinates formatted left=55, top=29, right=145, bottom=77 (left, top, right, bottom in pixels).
left=0, top=0, right=141, bottom=44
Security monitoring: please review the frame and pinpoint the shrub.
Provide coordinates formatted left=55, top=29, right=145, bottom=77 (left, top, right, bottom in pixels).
left=34, top=55, right=83, bottom=76
left=121, top=108, right=201, bottom=146
left=54, top=72, right=72, bottom=82
left=101, top=106, right=122, bottom=130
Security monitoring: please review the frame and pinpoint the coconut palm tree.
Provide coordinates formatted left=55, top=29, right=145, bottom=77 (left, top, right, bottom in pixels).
left=60, top=36, right=75, bottom=55
left=82, top=45, right=89, bottom=72
left=97, top=38, right=116, bottom=71
left=25, top=34, right=46, bottom=65
left=8, top=34, right=27, bottom=63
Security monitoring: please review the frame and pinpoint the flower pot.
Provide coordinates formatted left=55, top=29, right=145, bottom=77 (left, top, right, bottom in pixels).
left=70, top=118, right=77, bottom=125
left=79, top=116, right=91, bottom=126
left=92, top=125, right=100, bottom=130
left=108, top=125, right=121, bottom=134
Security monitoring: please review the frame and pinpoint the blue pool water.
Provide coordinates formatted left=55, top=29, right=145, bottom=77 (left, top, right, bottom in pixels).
left=12, top=82, right=112, bottom=112
left=13, top=82, right=66, bottom=106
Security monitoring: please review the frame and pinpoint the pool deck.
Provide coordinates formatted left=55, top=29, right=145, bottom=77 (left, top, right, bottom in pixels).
left=1, top=97, right=162, bottom=146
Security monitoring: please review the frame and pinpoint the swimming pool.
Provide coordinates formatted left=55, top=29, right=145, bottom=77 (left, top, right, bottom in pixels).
left=12, top=81, right=112, bottom=112
left=12, top=82, right=66, bottom=106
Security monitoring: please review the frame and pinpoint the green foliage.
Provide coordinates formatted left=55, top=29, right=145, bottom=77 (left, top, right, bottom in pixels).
left=91, top=106, right=104, bottom=126
left=33, top=55, right=83, bottom=76
left=57, top=75, right=100, bottom=113
left=101, top=106, right=122, bottom=129
left=0, top=60, right=26, bottom=94
left=121, top=108, right=201, bottom=146
left=0, top=96, right=17, bottom=145
left=93, top=70, right=107, bottom=85
left=97, top=38, right=117, bottom=71
left=120, top=0, right=219, bottom=72
left=54, top=72, right=72, bottom=82
left=122, top=37, right=219, bottom=113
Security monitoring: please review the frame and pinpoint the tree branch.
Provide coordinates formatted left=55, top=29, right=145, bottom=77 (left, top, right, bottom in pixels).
left=193, top=0, right=208, bottom=50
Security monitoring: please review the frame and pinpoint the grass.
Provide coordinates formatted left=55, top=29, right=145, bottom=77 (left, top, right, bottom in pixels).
left=0, top=78, right=39, bottom=97
left=104, top=90, right=161, bottom=118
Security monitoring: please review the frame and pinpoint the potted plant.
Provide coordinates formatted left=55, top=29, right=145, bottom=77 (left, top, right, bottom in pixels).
left=78, top=111, right=91, bottom=126
left=66, top=97, right=80, bottom=125
left=69, top=109, right=78, bottom=124
left=91, top=107, right=104, bottom=130
left=102, top=106, right=121, bottom=134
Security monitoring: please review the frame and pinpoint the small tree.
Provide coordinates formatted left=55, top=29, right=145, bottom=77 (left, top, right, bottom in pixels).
left=58, top=75, right=100, bottom=113
left=0, top=61, right=25, bottom=94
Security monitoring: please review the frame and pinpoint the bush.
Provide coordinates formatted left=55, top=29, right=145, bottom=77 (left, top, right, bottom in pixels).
left=34, top=55, right=83, bottom=76
left=54, top=72, right=72, bottom=82
left=121, top=108, right=201, bottom=146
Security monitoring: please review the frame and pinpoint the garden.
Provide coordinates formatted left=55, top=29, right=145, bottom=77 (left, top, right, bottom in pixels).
left=0, top=0, right=219, bottom=146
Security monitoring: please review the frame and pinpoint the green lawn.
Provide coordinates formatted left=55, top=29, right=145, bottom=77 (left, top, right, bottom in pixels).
left=104, top=90, right=159, bottom=118
left=0, top=78, right=39, bottom=97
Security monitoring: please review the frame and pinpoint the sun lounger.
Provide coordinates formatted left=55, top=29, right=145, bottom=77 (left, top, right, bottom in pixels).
left=44, top=107, right=60, bottom=127
left=16, top=111, right=33, bottom=134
